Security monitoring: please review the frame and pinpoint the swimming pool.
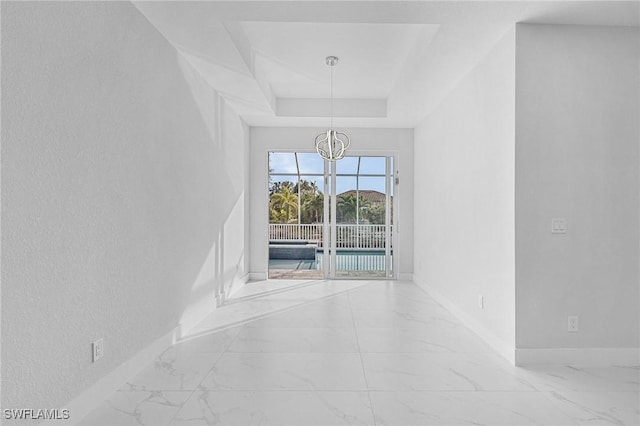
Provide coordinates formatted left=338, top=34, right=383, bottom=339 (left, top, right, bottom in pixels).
left=269, top=249, right=390, bottom=272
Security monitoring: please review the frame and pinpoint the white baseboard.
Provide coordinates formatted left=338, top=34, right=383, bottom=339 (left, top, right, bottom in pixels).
left=56, top=327, right=178, bottom=426
left=55, top=274, right=245, bottom=424
left=227, top=273, right=250, bottom=299
left=398, top=273, right=414, bottom=281
left=413, top=276, right=515, bottom=365
left=249, top=272, right=267, bottom=281
left=516, top=347, right=640, bottom=367
left=178, top=293, right=219, bottom=337
left=412, top=277, right=639, bottom=367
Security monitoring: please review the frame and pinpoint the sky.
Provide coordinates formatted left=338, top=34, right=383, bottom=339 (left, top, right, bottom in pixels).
left=269, top=152, right=390, bottom=194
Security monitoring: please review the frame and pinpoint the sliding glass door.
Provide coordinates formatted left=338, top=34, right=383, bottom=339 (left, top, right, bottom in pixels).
left=268, top=152, right=396, bottom=280
left=328, top=156, right=394, bottom=278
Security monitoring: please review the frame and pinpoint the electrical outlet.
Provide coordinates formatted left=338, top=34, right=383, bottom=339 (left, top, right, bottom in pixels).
left=478, top=295, right=484, bottom=310
left=568, top=316, right=579, bottom=332
left=92, top=338, right=104, bottom=362
left=552, top=218, right=567, bottom=234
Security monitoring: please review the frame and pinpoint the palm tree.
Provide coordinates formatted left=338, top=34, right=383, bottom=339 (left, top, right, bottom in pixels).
left=269, top=180, right=294, bottom=196
left=302, top=192, right=324, bottom=223
left=270, top=186, right=298, bottom=223
left=293, top=180, right=319, bottom=194
left=337, top=193, right=371, bottom=223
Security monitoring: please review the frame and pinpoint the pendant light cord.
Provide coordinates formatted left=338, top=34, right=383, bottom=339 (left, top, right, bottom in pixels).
left=315, top=56, right=349, bottom=161
left=330, top=63, right=333, bottom=129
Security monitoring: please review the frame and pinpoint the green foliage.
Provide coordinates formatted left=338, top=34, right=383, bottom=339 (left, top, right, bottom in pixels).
left=269, top=179, right=324, bottom=224
left=302, top=192, right=324, bottom=223
left=269, top=180, right=294, bottom=196
left=361, top=202, right=386, bottom=225
left=269, top=180, right=389, bottom=225
left=337, top=194, right=369, bottom=223
left=269, top=186, right=298, bottom=223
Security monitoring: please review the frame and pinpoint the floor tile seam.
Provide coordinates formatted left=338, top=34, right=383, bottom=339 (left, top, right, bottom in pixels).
left=347, top=290, right=378, bottom=426
left=366, top=388, right=553, bottom=393
left=243, top=326, right=357, bottom=329
left=159, top=387, right=196, bottom=426
left=223, top=280, right=331, bottom=304
left=223, top=352, right=363, bottom=355
left=217, top=351, right=497, bottom=355
left=537, top=389, right=640, bottom=394
left=226, top=285, right=363, bottom=309
left=365, top=390, right=549, bottom=393
left=225, top=351, right=362, bottom=354
left=352, top=316, right=456, bottom=323
left=216, top=351, right=358, bottom=354
left=539, top=389, right=640, bottom=393
left=165, top=341, right=236, bottom=425
left=351, top=314, right=465, bottom=321
left=159, top=389, right=376, bottom=393
left=114, top=389, right=196, bottom=393
left=351, top=321, right=462, bottom=325
left=166, top=390, right=379, bottom=426
left=189, top=387, right=372, bottom=392
left=165, top=328, right=245, bottom=422
left=358, top=351, right=497, bottom=354
left=218, top=325, right=246, bottom=356
left=546, top=390, right=640, bottom=393
left=110, top=388, right=556, bottom=393
left=239, top=326, right=358, bottom=330
left=192, top=298, right=351, bottom=333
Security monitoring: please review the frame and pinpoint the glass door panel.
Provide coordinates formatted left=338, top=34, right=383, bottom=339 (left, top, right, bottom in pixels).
left=268, top=152, right=326, bottom=279
left=330, top=155, right=393, bottom=279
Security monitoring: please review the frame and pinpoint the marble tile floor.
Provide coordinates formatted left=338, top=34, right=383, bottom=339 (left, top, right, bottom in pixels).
left=80, top=280, right=639, bottom=425
left=268, top=269, right=387, bottom=280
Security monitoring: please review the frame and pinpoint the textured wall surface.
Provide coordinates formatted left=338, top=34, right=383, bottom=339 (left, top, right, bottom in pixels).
left=515, top=24, right=639, bottom=349
left=2, top=1, right=247, bottom=413
left=413, top=28, right=516, bottom=350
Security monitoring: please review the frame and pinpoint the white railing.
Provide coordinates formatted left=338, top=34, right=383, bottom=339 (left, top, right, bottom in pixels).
left=269, top=223, right=323, bottom=241
left=269, top=223, right=392, bottom=249
left=316, top=252, right=386, bottom=271
left=335, top=224, right=389, bottom=249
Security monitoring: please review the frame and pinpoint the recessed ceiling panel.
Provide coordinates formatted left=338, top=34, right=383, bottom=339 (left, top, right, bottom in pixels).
left=135, top=1, right=638, bottom=128
left=239, top=21, right=439, bottom=99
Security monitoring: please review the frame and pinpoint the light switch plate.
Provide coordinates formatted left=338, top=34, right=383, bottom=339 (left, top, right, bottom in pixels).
left=92, top=338, right=104, bottom=362
left=551, top=218, right=567, bottom=234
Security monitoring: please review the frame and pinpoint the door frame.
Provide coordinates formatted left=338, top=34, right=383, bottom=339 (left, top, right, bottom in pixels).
left=266, top=149, right=399, bottom=281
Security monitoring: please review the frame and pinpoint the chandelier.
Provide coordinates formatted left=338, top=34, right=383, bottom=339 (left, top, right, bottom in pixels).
left=315, top=56, right=350, bottom=161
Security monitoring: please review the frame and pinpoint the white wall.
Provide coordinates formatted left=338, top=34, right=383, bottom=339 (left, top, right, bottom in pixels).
left=250, top=127, right=414, bottom=279
left=1, top=1, right=248, bottom=413
left=515, top=24, right=639, bottom=351
left=413, top=28, right=516, bottom=357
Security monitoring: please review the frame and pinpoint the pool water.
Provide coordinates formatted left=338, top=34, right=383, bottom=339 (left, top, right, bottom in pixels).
left=268, top=259, right=318, bottom=270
